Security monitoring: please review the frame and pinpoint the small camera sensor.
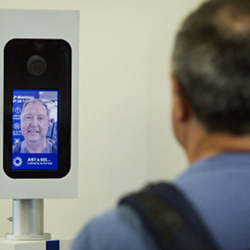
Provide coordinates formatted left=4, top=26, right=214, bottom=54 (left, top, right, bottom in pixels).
left=27, top=55, right=47, bottom=76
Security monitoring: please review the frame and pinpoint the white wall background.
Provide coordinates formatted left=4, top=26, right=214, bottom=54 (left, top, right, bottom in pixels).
left=0, top=0, right=203, bottom=240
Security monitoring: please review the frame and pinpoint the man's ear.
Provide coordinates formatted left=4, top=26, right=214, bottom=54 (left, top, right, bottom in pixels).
left=172, top=78, right=190, bottom=122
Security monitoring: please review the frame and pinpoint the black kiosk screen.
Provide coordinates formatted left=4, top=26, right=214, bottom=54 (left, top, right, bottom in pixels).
left=12, top=89, right=58, bottom=170
left=4, top=39, right=71, bottom=178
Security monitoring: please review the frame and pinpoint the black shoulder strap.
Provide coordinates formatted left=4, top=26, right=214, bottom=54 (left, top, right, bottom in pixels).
left=13, top=141, right=21, bottom=153
left=119, top=182, right=220, bottom=250
left=52, top=143, right=57, bottom=153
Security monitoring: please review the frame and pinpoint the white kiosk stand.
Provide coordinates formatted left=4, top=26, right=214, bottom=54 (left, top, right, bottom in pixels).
left=0, top=200, right=73, bottom=250
left=0, top=9, right=79, bottom=250
left=7, top=200, right=50, bottom=241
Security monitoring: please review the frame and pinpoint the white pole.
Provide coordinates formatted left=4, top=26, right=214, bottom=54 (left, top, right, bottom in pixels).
left=6, top=199, right=51, bottom=241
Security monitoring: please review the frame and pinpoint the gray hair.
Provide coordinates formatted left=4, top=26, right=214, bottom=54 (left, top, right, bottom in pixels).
left=171, top=0, right=250, bottom=135
left=21, top=99, right=49, bottom=117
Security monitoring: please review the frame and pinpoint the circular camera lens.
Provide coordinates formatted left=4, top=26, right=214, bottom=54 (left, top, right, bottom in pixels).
left=27, top=55, right=47, bottom=76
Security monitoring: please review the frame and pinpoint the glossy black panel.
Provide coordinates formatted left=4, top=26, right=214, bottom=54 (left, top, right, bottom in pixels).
left=4, top=39, right=71, bottom=178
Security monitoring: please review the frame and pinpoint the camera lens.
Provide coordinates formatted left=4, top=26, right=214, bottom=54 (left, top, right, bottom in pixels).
left=27, top=55, right=47, bottom=76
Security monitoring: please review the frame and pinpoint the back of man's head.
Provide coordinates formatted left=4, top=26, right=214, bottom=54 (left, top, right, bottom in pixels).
left=172, top=0, right=250, bottom=135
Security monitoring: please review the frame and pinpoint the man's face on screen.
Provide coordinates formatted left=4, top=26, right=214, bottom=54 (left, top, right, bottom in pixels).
left=21, top=102, right=49, bottom=143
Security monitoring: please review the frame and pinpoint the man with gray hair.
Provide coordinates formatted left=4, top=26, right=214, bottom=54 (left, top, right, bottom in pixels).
left=73, top=0, right=250, bottom=249
left=13, top=99, right=56, bottom=153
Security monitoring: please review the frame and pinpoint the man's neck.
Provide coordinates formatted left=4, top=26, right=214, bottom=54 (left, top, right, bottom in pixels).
left=183, top=123, right=250, bottom=164
left=25, top=139, right=47, bottom=153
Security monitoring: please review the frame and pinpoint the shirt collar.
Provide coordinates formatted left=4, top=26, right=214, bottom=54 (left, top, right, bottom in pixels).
left=177, top=152, right=250, bottom=179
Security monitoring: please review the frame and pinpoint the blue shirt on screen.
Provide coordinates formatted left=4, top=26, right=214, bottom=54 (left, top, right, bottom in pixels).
left=13, top=139, right=55, bottom=153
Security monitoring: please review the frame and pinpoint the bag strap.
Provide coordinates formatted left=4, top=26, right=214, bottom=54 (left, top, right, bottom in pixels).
left=119, top=182, right=220, bottom=250
left=52, top=143, right=57, bottom=153
left=13, top=141, right=21, bottom=153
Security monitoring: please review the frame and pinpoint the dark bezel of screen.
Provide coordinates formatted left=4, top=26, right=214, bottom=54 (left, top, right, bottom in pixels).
left=3, top=39, right=71, bottom=178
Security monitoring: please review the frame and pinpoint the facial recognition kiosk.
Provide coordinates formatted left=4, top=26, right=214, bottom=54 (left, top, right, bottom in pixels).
left=0, top=9, right=79, bottom=250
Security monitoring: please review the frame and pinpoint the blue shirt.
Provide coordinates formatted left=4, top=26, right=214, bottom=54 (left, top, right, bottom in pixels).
left=20, top=140, right=54, bottom=153
left=72, top=152, right=250, bottom=250
left=13, top=140, right=54, bottom=153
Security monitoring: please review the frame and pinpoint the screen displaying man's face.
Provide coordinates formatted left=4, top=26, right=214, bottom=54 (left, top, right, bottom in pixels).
left=21, top=102, right=49, bottom=144
left=12, top=89, right=58, bottom=170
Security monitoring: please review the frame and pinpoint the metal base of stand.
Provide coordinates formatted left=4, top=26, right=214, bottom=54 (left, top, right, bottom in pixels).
left=6, top=199, right=51, bottom=242
left=0, top=237, right=73, bottom=250
left=5, top=233, right=51, bottom=241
